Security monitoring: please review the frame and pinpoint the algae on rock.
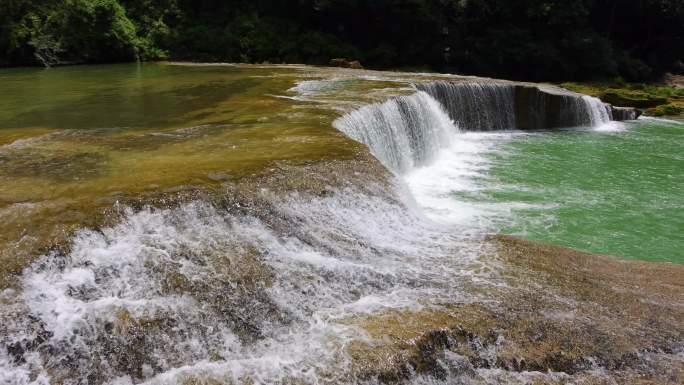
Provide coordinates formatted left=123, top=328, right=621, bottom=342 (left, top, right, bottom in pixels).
left=561, top=81, right=684, bottom=116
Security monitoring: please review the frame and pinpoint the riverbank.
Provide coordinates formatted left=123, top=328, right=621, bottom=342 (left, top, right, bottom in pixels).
left=4, top=1, right=682, bottom=83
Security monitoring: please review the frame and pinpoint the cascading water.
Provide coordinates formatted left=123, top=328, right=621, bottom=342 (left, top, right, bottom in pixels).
left=332, top=91, right=458, bottom=173
left=332, top=80, right=619, bottom=229
left=0, top=184, right=487, bottom=385
left=562, top=94, right=613, bottom=127
left=415, top=82, right=517, bottom=131
left=333, top=80, right=615, bottom=179
left=0, top=69, right=642, bottom=385
left=417, top=81, right=613, bottom=131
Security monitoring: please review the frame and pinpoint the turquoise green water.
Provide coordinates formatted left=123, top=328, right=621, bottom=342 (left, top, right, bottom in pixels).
left=489, top=122, right=684, bottom=263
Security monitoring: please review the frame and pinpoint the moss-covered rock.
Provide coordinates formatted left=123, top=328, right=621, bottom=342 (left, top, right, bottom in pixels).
left=599, top=88, right=667, bottom=108
left=647, top=102, right=684, bottom=116
left=560, top=81, right=684, bottom=116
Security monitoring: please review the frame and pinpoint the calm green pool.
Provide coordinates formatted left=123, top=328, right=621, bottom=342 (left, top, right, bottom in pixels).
left=490, top=121, right=683, bottom=262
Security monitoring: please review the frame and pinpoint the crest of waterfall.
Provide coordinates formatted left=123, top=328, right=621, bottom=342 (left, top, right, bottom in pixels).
left=417, top=81, right=612, bottom=130
left=416, top=82, right=517, bottom=131
left=333, top=91, right=458, bottom=173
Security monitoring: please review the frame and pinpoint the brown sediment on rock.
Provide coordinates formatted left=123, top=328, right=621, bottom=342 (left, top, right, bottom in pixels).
left=0, top=147, right=391, bottom=290
left=346, top=235, right=684, bottom=384
left=224, top=148, right=392, bottom=200
left=489, top=235, right=684, bottom=315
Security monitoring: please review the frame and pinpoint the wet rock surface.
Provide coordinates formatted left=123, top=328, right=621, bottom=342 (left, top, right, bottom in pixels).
left=0, top=152, right=405, bottom=384
left=610, top=105, right=642, bottom=120
left=346, top=235, right=684, bottom=384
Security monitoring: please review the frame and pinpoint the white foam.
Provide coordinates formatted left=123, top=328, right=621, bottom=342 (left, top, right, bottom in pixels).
left=592, top=120, right=628, bottom=132
left=1, top=181, right=489, bottom=384
left=333, top=91, right=458, bottom=173
left=639, top=116, right=684, bottom=125
left=403, top=131, right=555, bottom=230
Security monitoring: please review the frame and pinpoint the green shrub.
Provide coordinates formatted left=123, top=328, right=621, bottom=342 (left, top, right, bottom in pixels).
left=600, top=89, right=668, bottom=109
left=647, top=103, right=684, bottom=116
left=51, top=0, right=141, bottom=62
left=1, top=0, right=682, bottom=80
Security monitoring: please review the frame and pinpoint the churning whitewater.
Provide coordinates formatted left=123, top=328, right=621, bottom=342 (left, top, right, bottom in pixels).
left=1, top=74, right=623, bottom=385
left=333, top=91, right=458, bottom=173
left=335, top=81, right=614, bottom=175
left=334, top=80, right=616, bottom=226
left=1, top=174, right=489, bottom=385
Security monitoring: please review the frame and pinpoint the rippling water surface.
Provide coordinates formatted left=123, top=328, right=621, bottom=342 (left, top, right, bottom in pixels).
left=405, top=121, right=683, bottom=263
left=490, top=121, right=683, bottom=262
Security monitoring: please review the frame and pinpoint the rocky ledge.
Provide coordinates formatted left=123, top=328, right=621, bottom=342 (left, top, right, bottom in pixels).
left=610, top=105, right=642, bottom=120
left=347, top=235, right=684, bottom=384
left=515, top=85, right=641, bottom=127
left=417, top=80, right=640, bottom=132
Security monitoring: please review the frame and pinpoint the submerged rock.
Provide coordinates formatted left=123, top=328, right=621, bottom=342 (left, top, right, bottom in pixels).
left=207, top=171, right=232, bottom=182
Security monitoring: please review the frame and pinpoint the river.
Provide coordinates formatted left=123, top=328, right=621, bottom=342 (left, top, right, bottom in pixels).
left=1, top=62, right=682, bottom=385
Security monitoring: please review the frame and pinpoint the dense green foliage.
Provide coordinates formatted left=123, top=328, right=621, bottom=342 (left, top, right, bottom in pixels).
left=1, top=0, right=682, bottom=81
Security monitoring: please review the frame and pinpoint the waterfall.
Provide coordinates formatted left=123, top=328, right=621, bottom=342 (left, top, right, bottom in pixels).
left=334, top=80, right=615, bottom=174
left=417, top=81, right=612, bottom=130
left=610, top=106, right=638, bottom=121
left=561, top=94, right=613, bottom=127
left=415, top=82, right=517, bottom=131
left=333, top=91, right=458, bottom=173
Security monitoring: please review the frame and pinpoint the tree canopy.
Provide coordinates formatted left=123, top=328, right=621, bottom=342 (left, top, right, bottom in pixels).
left=1, top=0, right=682, bottom=81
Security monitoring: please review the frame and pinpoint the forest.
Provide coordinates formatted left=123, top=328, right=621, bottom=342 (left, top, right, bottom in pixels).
left=1, top=0, right=683, bottom=81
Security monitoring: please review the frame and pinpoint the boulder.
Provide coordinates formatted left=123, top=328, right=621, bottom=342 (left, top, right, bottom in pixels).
left=610, top=105, right=642, bottom=121
left=330, top=58, right=363, bottom=69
